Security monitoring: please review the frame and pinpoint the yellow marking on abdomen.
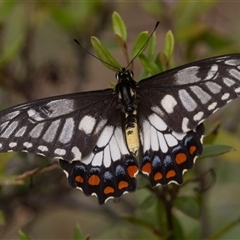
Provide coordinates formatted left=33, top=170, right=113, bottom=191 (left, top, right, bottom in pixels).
left=125, top=110, right=139, bottom=156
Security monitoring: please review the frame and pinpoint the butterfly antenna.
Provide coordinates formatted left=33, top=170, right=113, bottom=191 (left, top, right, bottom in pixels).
left=126, top=21, right=159, bottom=69
left=74, top=39, right=120, bottom=71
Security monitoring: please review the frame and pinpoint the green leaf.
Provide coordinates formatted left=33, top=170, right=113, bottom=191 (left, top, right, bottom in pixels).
left=139, top=53, right=161, bottom=75
left=91, top=36, right=121, bottom=71
left=174, top=196, right=201, bottom=219
left=199, top=144, right=234, bottom=160
left=18, top=230, right=30, bottom=240
left=131, top=31, right=149, bottom=60
left=147, top=32, right=156, bottom=60
left=112, top=11, right=127, bottom=41
left=164, top=30, right=174, bottom=60
left=74, top=224, right=83, bottom=240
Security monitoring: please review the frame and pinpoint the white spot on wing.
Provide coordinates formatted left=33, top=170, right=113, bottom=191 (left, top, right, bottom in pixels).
left=59, top=118, right=74, bottom=144
left=229, top=69, right=240, bottom=80
left=157, top=131, right=168, bottom=153
left=96, top=126, right=113, bottom=148
left=148, top=114, right=168, bottom=131
left=182, top=117, right=190, bottom=132
left=27, top=109, right=37, bottom=117
left=43, top=119, right=61, bottom=142
left=92, top=151, right=103, bottom=166
left=109, top=136, right=121, bottom=161
left=223, top=77, right=235, bottom=87
left=205, top=82, right=222, bottom=94
left=54, top=148, right=66, bottom=156
left=235, top=87, right=240, bottom=93
left=225, top=59, right=240, bottom=66
left=160, top=95, right=177, bottom=114
left=174, top=66, right=200, bottom=84
left=23, top=142, right=33, bottom=148
left=178, top=89, right=197, bottom=112
left=1, top=121, right=18, bottom=138
left=15, top=126, right=27, bottom=137
left=204, top=64, right=218, bottom=80
left=71, top=146, right=82, bottom=160
left=190, top=86, right=211, bottom=104
left=30, top=123, right=45, bottom=138
left=9, top=142, right=17, bottom=148
left=221, top=93, right=230, bottom=100
left=45, top=99, right=74, bottom=117
left=141, top=120, right=151, bottom=153
left=38, top=145, right=49, bottom=152
left=171, top=131, right=185, bottom=140
left=103, top=145, right=111, bottom=168
left=79, top=115, right=96, bottom=134
left=114, top=127, right=129, bottom=155
left=193, top=111, right=204, bottom=121
left=150, top=126, right=159, bottom=151
left=208, top=102, right=217, bottom=111
left=164, top=134, right=178, bottom=147
left=151, top=106, right=164, bottom=116
left=4, top=111, right=20, bottom=120
left=94, top=118, right=107, bottom=134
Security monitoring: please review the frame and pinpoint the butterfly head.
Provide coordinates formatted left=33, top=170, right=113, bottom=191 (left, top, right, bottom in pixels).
left=115, top=68, right=134, bottom=82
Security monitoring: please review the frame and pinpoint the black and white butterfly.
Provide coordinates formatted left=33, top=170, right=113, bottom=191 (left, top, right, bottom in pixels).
left=0, top=54, right=240, bottom=204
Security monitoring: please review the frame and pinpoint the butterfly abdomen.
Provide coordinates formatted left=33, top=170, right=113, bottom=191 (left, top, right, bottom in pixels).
left=125, top=110, right=139, bottom=156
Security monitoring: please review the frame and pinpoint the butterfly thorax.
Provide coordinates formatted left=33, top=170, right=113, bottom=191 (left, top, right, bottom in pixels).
left=115, top=69, right=139, bottom=156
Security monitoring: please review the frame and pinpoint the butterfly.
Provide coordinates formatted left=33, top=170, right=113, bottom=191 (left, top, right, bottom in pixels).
left=0, top=54, right=240, bottom=204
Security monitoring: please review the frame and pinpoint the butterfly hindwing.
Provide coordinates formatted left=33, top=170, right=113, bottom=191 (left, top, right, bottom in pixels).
left=139, top=113, right=204, bottom=186
left=137, top=54, right=240, bottom=132
left=59, top=124, right=139, bottom=204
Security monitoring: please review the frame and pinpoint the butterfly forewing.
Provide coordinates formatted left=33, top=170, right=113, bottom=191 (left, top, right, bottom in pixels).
left=137, top=54, right=240, bottom=132
left=0, top=89, right=117, bottom=160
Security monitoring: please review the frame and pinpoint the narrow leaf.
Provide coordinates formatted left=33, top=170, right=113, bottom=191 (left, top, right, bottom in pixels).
left=91, top=36, right=121, bottom=71
left=18, top=230, right=30, bottom=240
left=139, top=53, right=161, bottom=75
left=112, top=11, right=127, bottom=41
left=131, top=31, right=149, bottom=60
left=199, top=144, right=234, bottom=159
left=164, top=30, right=174, bottom=60
left=74, top=224, right=83, bottom=240
left=147, top=32, right=157, bottom=60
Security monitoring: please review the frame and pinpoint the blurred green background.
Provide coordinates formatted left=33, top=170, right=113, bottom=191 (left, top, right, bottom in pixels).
left=0, top=1, right=240, bottom=239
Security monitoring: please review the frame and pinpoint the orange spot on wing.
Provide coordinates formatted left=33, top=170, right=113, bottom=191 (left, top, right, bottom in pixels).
left=127, top=165, right=138, bottom=178
left=154, top=172, right=163, bottom=181
left=141, top=162, right=151, bottom=174
left=175, top=153, right=187, bottom=164
left=104, top=186, right=114, bottom=194
left=88, top=175, right=100, bottom=186
left=75, top=175, right=84, bottom=183
left=166, top=170, right=176, bottom=179
left=189, top=146, right=197, bottom=155
left=118, top=181, right=129, bottom=190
